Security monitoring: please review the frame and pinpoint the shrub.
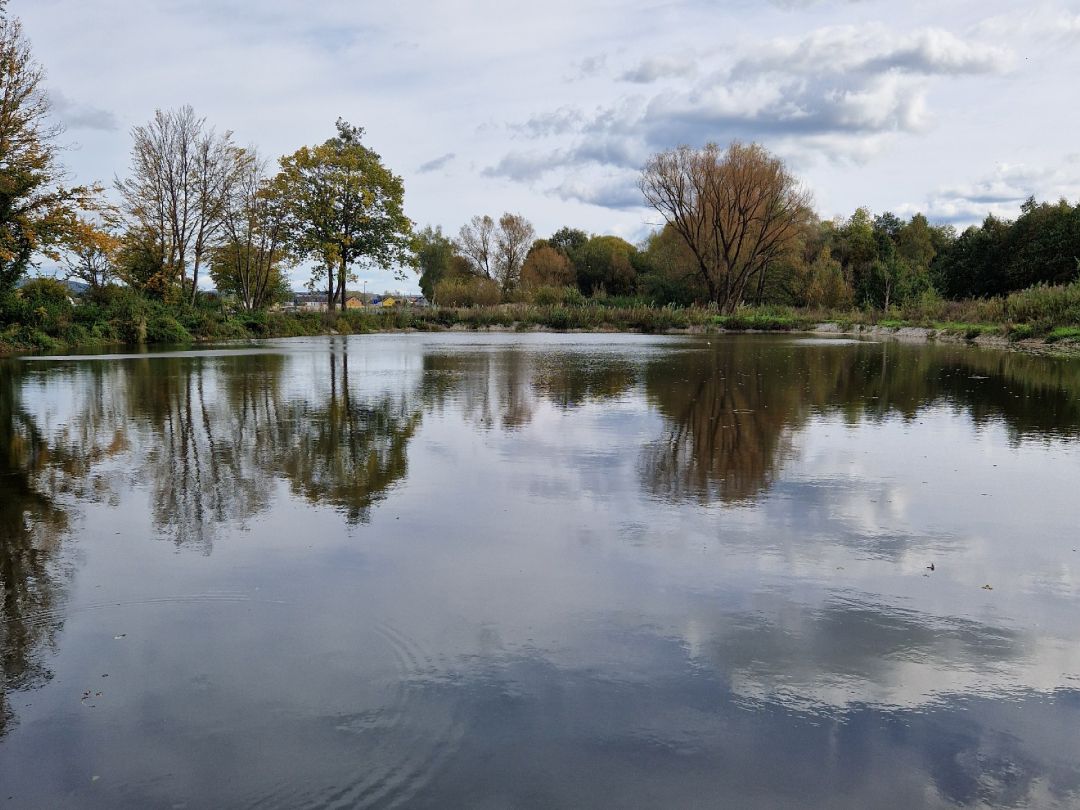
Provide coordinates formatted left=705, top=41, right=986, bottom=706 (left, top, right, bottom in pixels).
left=0, top=290, right=29, bottom=325
left=18, top=278, right=73, bottom=308
left=1007, top=323, right=1036, bottom=341
left=562, top=287, right=587, bottom=307
left=435, top=276, right=502, bottom=307
left=527, top=285, right=565, bottom=306
left=236, top=310, right=270, bottom=336
left=145, top=314, right=192, bottom=344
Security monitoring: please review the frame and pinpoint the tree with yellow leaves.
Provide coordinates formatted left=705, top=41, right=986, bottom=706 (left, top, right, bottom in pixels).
left=0, top=7, right=91, bottom=291
left=61, top=216, right=120, bottom=292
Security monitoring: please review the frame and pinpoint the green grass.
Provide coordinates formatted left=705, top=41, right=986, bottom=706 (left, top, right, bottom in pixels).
left=1045, top=326, right=1080, bottom=344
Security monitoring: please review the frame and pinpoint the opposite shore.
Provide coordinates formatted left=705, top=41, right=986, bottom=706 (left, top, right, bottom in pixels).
left=4, top=294, right=1080, bottom=357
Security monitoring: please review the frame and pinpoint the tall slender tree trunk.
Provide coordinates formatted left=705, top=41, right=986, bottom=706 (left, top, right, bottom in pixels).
left=338, top=256, right=348, bottom=312
left=190, top=256, right=201, bottom=305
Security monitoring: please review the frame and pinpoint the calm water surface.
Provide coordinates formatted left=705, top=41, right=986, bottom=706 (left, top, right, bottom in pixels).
left=1, top=333, right=1079, bottom=808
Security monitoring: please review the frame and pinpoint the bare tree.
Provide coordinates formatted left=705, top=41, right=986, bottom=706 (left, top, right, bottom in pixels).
left=456, top=214, right=495, bottom=278
left=116, top=106, right=244, bottom=303
left=494, top=213, right=534, bottom=293
left=212, top=150, right=290, bottom=311
left=640, top=141, right=811, bottom=312
left=189, top=124, right=245, bottom=303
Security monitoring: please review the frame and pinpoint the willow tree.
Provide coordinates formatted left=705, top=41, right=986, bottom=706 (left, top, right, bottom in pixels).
left=640, top=141, right=811, bottom=313
left=277, top=120, right=412, bottom=311
left=0, top=9, right=89, bottom=291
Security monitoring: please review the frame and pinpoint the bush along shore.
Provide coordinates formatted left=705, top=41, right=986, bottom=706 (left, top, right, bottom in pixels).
left=3, top=279, right=1080, bottom=356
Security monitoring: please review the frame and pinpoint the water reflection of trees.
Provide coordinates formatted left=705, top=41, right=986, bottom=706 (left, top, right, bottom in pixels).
left=0, top=365, right=70, bottom=738
left=279, top=351, right=421, bottom=524
left=3, top=338, right=1080, bottom=743
left=117, top=350, right=428, bottom=538
left=641, top=339, right=1080, bottom=505
left=421, top=349, right=637, bottom=431
left=122, top=354, right=289, bottom=550
left=642, top=344, right=841, bottom=503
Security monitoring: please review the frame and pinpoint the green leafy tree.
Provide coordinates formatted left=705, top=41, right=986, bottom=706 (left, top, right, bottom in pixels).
left=210, top=153, right=291, bottom=311
left=1006, top=198, right=1080, bottom=290
left=576, top=235, right=637, bottom=296
left=872, top=212, right=903, bottom=243
left=867, top=244, right=910, bottom=312
left=549, top=226, right=588, bottom=263
left=933, top=215, right=1012, bottom=299
left=412, top=225, right=457, bottom=300
left=898, top=214, right=936, bottom=274
left=276, top=120, right=412, bottom=311
left=635, top=225, right=703, bottom=305
left=834, top=208, right=877, bottom=301
left=795, top=247, right=853, bottom=309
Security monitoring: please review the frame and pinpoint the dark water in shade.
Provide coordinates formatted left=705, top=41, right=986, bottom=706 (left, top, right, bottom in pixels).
left=1, top=333, right=1080, bottom=809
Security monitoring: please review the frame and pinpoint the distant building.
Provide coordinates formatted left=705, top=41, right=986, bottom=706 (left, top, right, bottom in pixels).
left=281, top=291, right=424, bottom=311
left=290, top=292, right=329, bottom=312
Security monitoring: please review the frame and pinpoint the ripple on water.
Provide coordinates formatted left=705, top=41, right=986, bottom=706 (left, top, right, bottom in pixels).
left=16, top=598, right=464, bottom=809
left=243, top=621, right=465, bottom=810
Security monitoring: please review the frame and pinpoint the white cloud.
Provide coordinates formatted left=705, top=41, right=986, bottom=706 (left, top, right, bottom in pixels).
left=900, top=155, right=1080, bottom=224
left=976, top=5, right=1080, bottom=41
left=619, top=55, right=698, bottom=83
left=731, top=25, right=1013, bottom=78
left=11, top=0, right=1080, bottom=272
left=488, top=21, right=1016, bottom=207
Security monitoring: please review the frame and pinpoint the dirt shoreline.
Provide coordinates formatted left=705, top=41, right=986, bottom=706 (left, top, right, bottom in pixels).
left=436, top=320, right=1080, bottom=356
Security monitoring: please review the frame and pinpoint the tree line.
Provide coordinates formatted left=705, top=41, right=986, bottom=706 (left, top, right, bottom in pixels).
left=70, top=109, right=410, bottom=313
left=1, top=5, right=412, bottom=314
left=2, top=1, right=1079, bottom=326
left=417, top=157, right=1080, bottom=315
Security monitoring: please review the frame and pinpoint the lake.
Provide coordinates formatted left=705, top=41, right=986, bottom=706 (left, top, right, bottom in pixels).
left=1, top=332, right=1079, bottom=808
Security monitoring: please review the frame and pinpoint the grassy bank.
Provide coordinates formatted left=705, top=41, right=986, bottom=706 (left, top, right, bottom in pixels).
left=3, top=279, right=1080, bottom=355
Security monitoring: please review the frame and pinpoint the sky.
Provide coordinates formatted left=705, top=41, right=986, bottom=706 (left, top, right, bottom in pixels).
left=16, top=0, right=1080, bottom=294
